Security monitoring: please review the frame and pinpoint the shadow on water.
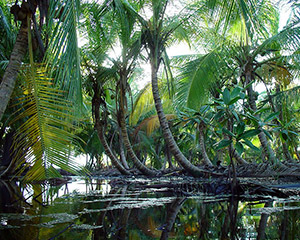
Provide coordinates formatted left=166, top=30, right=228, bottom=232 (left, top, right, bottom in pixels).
left=1, top=176, right=300, bottom=239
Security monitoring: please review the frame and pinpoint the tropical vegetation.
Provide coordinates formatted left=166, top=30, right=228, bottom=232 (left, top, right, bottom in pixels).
left=0, top=0, right=300, bottom=181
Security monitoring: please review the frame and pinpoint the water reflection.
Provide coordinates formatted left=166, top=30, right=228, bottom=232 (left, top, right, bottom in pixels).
left=0, top=177, right=300, bottom=239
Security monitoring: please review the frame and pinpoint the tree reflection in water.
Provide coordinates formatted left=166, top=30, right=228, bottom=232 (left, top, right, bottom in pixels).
left=0, top=178, right=300, bottom=239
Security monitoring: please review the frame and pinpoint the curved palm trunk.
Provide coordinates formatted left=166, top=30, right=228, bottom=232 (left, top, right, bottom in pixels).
left=245, top=70, right=277, bottom=164
left=93, top=93, right=130, bottom=175
left=150, top=60, right=206, bottom=177
left=119, top=90, right=156, bottom=176
left=0, top=23, right=28, bottom=121
left=198, top=123, right=213, bottom=166
left=118, top=128, right=130, bottom=169
left=95, top=121, right=130, bottom=175
left=265, top=84, right=294, bottom=163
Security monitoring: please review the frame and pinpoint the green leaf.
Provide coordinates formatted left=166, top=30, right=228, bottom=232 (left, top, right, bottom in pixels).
left=236, top=122, right=245, bottom=135
left=263, top=112, right=279, bottom=123
left=238, top=129, right=260, bottom=140
left=235, top=142, right=244, bottom=154
left=222, top=128, right=235, bottom=138
left=243, top=140, right=260, bottom=151
left=263, top=129, right=273, bottom=140
left=228, top=96, right=241, bottom=105
left=216, top=139, right=232, bottom=149
left=222, top=88, right=231, bottom=105
left=232, top=110, right=239, bottom=121
left=243, top=80, right=255, bottom=90
left=231, top=87, right=242, bottom=98
left=214, top=110, right=225, bottom=120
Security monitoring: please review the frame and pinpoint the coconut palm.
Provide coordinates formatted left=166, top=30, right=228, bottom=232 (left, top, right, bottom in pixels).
left=177, top=0, right=300, bottom=165
left=120, top=0, right=212, bottom=177
left=97, top=0, right=157, bottom=175
left=0, top=0, right=84, bottom=180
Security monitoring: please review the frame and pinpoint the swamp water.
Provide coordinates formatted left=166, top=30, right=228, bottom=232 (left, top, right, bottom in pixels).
left=0, top=176, right=300, bottom=239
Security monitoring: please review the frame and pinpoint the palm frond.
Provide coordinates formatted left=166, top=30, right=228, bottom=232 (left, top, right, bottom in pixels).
left=176, top=51, right=222, bottom=110
left=130, top=82, right=154, bottom=125
left=134, top=114, right=177, bottom=136
left=11, top=65, right=83, bottom=181
left=205, top=0, right=277, bottom=40
left=254, top=23, right=300, bottom=58
left=46, top=0, right=82, bottom=108
left=130, top=78, right=175, bottom=126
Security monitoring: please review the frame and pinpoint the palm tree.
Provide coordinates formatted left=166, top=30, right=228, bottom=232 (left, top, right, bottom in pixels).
left=0, top=0, right=84, bottom=180
left=126, top=0, right=210, bottom=177
left=99, top=0, right=157, bottom=175
left=0, top=2, right=29, bottom=121
left=177, top=0, right=300, bottom=165
left=92, top=77, right=130, bottom=175
left=80, top=2, right=131, bottom=175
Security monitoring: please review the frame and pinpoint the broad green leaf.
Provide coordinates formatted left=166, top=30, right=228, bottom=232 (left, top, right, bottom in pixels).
left=235, top=142, right=244, bottom=154
left=228, top=96, right=241, bottom=105
left=232, top=110, right=239, bottom=121
left=222, top=88, right=231, bottom=105
left=238, top=129, right=260, bottom=140
left=231, top=87, right=242, bottom=98
left=235, top=122, right=245, bottom=135
left=222, top=128, right=235, bottom=138
left=216, top=139, right=232, bottom=149
left=243, top=139, right=260, bottom=151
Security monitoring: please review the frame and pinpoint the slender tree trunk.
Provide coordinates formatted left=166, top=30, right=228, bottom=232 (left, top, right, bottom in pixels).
left=245, top=68, right=277, bottom=164
left=119, top=84, right=156, bottom=176
left=150, top=60, right=207, bottom=177
left=165, top=145, right=173, bottom=169
left=93, top=90, right=130, bottom=175
left=266, top=83, right=294, bottom=163
left=198, top=123, right=213, bottom=166
left=0, top=23, right=28, bottom=121
left=118, top=128, right=129, bottom=169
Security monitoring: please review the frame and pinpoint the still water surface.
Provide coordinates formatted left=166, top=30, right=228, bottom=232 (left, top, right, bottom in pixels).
left=0, top=176, right=300, bottom=239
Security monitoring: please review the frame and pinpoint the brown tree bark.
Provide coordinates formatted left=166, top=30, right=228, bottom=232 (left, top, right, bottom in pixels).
left=198, top=122, right=213, bottom=166
left=150, top=59, right=208, bottom=177
left=0, top=23, right=28, bottom=121
left=118, top=128, right=129, bottom=169
left=245, top=65, right=277, bottom=164
left=93, top=88, right=130, bottom=175
left=118, top=84, right=156, bottom=176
